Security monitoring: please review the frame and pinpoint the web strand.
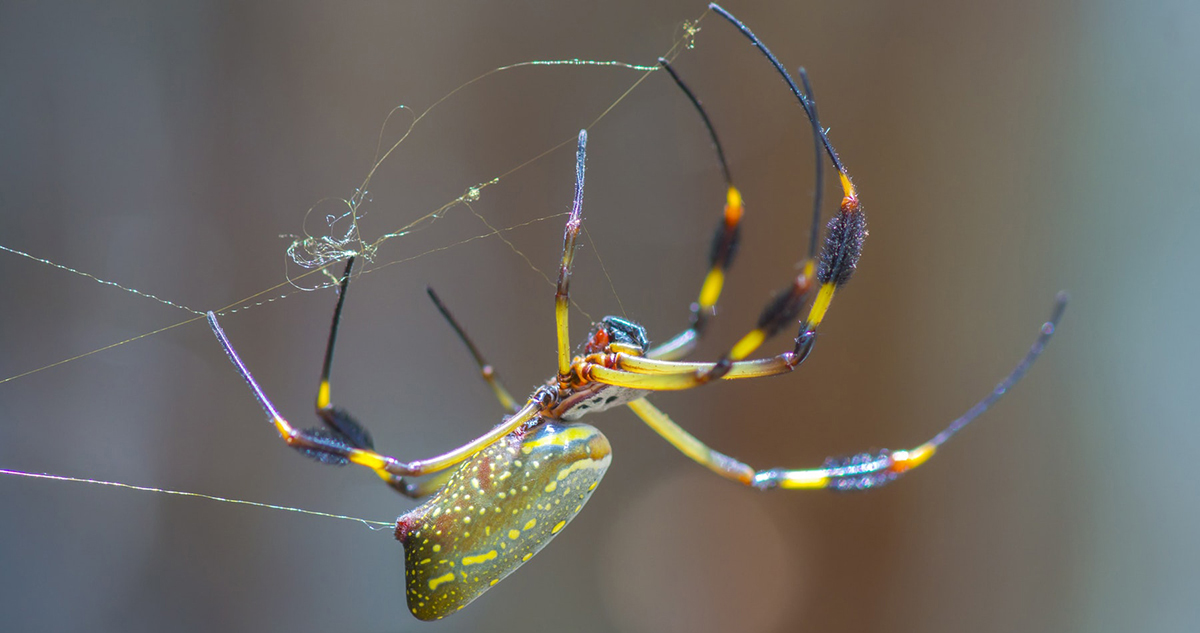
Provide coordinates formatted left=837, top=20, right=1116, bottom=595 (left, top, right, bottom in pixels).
left=0, top=10, right=711, bottom=386
left=0, top=468, right=394, bottom=531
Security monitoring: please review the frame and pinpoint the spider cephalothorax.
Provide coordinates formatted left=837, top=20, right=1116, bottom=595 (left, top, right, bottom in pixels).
left=545, top=316, right=654, bottom=420
left=581, top=316, right=650, bottom=356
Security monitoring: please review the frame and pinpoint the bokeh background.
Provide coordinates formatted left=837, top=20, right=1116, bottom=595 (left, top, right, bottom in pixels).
left=1, top=1, right=1196, bottom=632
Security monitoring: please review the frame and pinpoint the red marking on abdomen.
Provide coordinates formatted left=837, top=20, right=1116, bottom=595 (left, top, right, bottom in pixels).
left=476, top=453, right=495, bottom=494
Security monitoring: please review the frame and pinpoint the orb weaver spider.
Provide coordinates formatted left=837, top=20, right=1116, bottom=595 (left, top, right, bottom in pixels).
left=207, top=4, right=1067, bottom=621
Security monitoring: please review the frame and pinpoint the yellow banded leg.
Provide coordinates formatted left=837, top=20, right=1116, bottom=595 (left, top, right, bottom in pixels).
left=555, top=130, right=588, bottom=377
left=689, top=7, right=870, bottom=381
left=311, top=258, right=377, bottom=450
left=692, top=170, right=863, bottom=384
left=426, top=287, right=518, bottom=413
left=649, top=186, right=746, bottom=361
left=627, top=398, right=753, bottom=484
left=586, top=352, right=805, bottom=392
left=646, top=60, right=748, bottom=361
left=324, top=399, right=543, bottom=479
left=593, top=288, right=1062, bottom=394
left=626, top=295, right=1065, bottom=491
left=304, top=258, right=475, bottom=496
left=627, top=397, right=933, bottom=491
left=791, top=172, right=862, bottom=332
left=719, top=261, right=817, bottom=364
left=654, top=62, right=833, bottom=365
left=209, top=310, right=544, bottom=482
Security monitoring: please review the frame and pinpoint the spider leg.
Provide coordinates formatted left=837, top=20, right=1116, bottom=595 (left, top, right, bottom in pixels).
left=647, top=61, right=830, bottom=363
left=313, top=258, right=375, bottom=451
left=626, top=398, right=754, bottom=483
left=306, top=258, right=442, bottom=498
left=628, top=294, right=1066, bottom=489
left=645, top=60, right=745, bottom=361
left=652, top=9, right=865, bottom=381
left=646, top=4, right=864, bottom=384
left=587, top=352, right=804, bottom=390
left=596, top=294, right=1063, bottom=391
left=426, top=286, right=519, bottom=413
left=681, top=153, right=861, bottom=384
left=693, top=66, right=830, bottom=366
left=555, top=130, right=588, bottom=379
left=208, top=310, right=543, bottom=498
left=586, top=181, right=861, bottom=393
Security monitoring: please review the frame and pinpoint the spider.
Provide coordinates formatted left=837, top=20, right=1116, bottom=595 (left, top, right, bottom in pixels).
left=207, top=4, right=1066, bottom=621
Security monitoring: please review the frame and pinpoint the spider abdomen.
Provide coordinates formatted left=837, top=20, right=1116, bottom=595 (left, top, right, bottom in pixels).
left=394, top=421, right=611, bottom=620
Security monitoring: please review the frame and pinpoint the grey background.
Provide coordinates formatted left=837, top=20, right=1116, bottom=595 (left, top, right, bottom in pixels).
left=1, top=1, right=1196, bottom=632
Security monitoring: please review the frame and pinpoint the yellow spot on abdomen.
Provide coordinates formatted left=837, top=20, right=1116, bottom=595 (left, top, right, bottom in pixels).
left=522, top=553, right=533, bottom=562
left=557, top=458, right=601, bottom=481
left=544, top=481, right=557, bottom=492
left=462, top=550, right=498, bottom=566
left=508, top=529, right=520, bottom=540
left=428, top=572, right=455, bottom=590
left=525, top=426, right=598, bottom=450
left=552, top=520, right=567, bottom=534
left=432, top=544, right=441, bottom=552
left=523, top=519, right=537, bottom=531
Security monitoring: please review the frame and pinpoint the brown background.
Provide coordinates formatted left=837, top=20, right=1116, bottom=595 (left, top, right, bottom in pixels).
left=1, top=1, right=1196, bottom=632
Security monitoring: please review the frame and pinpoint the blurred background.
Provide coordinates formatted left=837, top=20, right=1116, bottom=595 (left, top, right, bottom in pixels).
left=1, top=1, right=1196, bottom=632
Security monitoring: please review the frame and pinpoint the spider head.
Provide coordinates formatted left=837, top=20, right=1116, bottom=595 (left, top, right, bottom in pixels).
left=583, top=316, right=650, bottom=356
